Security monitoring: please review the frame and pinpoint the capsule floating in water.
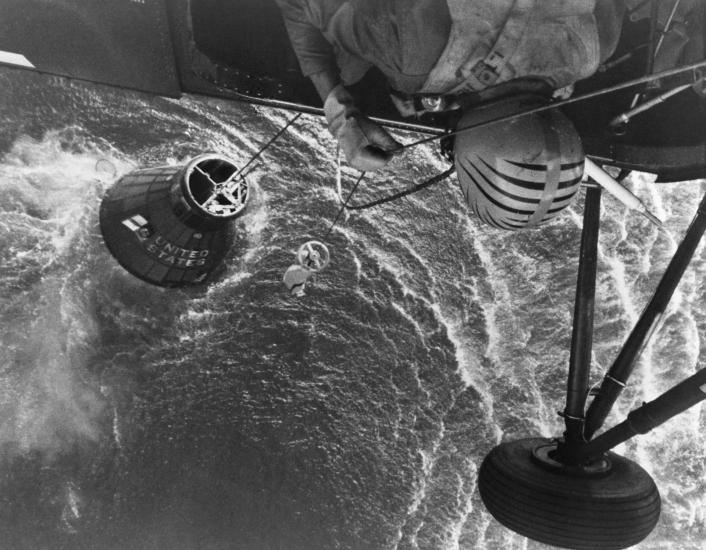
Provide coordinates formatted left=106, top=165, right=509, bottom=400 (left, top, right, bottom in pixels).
left=99, top=154, right=249, bottom=287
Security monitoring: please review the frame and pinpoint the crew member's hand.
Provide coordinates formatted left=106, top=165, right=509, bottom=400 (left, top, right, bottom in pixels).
left=324, top=85, right=401, bottom=172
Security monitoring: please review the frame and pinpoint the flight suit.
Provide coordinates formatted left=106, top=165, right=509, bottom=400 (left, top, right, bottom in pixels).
left=276, top=0, right=623, bottom=95
left=275, top=0, right=624, bottom=171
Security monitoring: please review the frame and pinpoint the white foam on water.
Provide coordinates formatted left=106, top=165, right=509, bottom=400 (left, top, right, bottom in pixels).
left=599, top=245, right=640, bottom=323
left=101, top=384, right=124, bottom=452
left=0, top=130, right=117, bottom=459
left=594, top=203, right=663, bottom=421
left=391, top=301, right=427, bottom=342
left=362, top=225, right=483, bottom=398
left=60, top=482, right=82, bottom=533
left=455, top=220, right=504, bottom=433
left=443, top=462, right=477, bottom=550
left=5, top=321, right=104, bottom=457
left=362, top=236, right=488, bottom=396
left=350, top=250, right=363, bottom=283
left=397, top=429, right=447, bottom=550
left=150, top=96, right=264, bottom=167
left=112, top=406, right=122, bottom=450
left=0, top=130, right=127, bottom=240
left=594, top=182, right=706, bottom=545
left=460, top=231, right=502, bottom=365
left=390, top=228, right=431, bottom=263
left=428, top=301, right=483, bottom=390
left=278, top=111, right=336, bottom=162
left=240, top=180, right=270, bottom=259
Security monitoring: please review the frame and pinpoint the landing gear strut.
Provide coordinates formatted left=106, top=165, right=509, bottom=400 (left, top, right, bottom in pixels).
left=478, top=184, right=706, bottom=549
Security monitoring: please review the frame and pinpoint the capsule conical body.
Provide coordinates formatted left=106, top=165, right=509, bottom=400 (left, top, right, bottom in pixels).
left=100, top=154, right=248, bottom=287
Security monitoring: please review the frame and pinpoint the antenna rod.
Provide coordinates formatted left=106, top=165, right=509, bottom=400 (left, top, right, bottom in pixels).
left=584, top=159, right=664, bottom=230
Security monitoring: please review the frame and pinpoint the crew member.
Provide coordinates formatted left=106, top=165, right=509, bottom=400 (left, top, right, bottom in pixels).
left=275, top=0, right=626, bottom=172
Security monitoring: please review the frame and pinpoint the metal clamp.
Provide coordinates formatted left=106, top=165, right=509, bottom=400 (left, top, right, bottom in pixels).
left=558, top=410, right=585, bottom=422
left=469, top=51, right=506, bottom=87
left=605, top=374, right=627, bottom=388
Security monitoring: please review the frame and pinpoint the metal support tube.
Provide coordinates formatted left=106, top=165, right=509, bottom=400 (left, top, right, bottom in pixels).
left=610, top=83, right=693, bottom=129
left=579, top=366, right=706, bottom=461
left=558, top=186, right=602, bottom=461
left=584, top=192, right=706, bottom=439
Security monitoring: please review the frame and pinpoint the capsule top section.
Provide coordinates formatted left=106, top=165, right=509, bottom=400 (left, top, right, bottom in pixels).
left=181, top=154, right=249, bottom=220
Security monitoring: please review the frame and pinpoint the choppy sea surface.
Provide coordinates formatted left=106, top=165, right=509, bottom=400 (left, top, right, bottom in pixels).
left=0, top=68, right=704, bottom=550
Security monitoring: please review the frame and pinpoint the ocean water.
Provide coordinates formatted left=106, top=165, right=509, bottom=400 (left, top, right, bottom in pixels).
left=0, top=67, right=704, bottom=550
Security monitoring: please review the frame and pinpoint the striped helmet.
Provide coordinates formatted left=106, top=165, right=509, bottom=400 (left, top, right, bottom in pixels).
left=454, top=95, right=584, bottom=230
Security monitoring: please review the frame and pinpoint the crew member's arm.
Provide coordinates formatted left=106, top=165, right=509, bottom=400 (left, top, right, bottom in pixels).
left=276, top=0, right=400, bottom=171
left=309, top=70, right=339, bottom=102
left=275, top=0, right=341, bottom=100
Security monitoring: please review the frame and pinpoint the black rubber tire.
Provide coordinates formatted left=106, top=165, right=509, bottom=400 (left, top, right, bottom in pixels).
left=478, top=438, right=661, bottom=550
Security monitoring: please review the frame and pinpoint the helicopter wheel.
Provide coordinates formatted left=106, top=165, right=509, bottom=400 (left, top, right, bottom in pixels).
left=478, top=438, right=661, bottom=550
